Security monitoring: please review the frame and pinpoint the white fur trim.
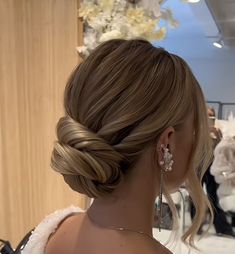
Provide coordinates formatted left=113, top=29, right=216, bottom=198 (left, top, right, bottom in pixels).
left=211, top=138, right=235, bottom=184
left=22, top=206, right=83, bottom=254
left=219, top=195, right=235, bottom=212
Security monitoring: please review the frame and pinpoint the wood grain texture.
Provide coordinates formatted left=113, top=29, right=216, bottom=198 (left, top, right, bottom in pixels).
left=0, top=0, right=85, bottom=246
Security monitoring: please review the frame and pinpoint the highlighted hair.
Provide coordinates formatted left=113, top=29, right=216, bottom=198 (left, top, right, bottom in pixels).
left=51, top=39, right=213, bottom=246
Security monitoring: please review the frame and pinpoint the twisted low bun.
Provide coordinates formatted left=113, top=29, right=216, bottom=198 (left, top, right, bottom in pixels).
left=51, top=116, right=125, bottom=198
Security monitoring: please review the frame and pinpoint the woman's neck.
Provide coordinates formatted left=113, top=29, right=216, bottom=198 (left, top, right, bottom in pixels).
left=87, top=167, right=158, bottom=236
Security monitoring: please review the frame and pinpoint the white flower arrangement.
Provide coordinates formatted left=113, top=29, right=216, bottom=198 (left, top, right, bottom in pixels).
left=77, top=0, right=179, bottom=58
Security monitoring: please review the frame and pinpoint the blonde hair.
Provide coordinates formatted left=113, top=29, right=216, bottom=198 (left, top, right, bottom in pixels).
left=51, top=39, right=213, bottom=246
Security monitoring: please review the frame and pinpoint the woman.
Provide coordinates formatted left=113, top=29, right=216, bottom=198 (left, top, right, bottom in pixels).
left=211, top=136, right=235, bottom=213
left=22, top=39, right=212, bottom=254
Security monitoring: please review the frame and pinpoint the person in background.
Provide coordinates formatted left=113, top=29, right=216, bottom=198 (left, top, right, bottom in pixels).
left=211, top=134, right=235, bottom=228
left=190, top=107, right=234, bottom=237
left=22, top=39, right=213, bottom=254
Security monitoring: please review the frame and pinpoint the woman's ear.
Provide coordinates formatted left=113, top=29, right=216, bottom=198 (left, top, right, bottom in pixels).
left=156, top=126, right=176, bottom=155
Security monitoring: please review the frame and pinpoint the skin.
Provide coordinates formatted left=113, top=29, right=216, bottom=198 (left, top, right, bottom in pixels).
left=45, top=114, right=194, bottom=254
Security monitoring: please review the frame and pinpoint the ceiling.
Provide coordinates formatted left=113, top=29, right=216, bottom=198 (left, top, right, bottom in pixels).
left=155, top=0, right=235, bottom=103
left=206, top=0, right=235, bottom=47
left=156, top=0, right=235, bottom=60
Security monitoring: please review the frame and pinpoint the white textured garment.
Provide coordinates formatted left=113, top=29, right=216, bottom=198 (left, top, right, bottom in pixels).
left=211, top=137, right=235, bottom=212
left=21, top=206, right=82, bottom=254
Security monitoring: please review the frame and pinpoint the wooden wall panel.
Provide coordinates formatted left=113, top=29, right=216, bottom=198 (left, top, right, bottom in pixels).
left=0, top=0, right=85, bottom=246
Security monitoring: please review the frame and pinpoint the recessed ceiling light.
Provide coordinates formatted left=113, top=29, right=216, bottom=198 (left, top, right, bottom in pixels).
left=187, top=0, right=200, bottom=3
left=213, top=41, right=223, bottom=48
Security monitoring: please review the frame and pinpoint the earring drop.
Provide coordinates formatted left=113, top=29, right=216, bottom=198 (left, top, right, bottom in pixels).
left=156, top=166, right=164, bottom=231
left=159, top=144, right=174, bottom=172
left=157, top=144, right=174, bottom=231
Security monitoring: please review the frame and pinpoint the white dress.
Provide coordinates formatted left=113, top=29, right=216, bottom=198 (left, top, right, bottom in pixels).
left=21, top=206, right=82, bottom=254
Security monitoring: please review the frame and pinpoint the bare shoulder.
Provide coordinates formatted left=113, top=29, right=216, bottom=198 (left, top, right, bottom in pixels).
left=44, top=213, right=82, bottom=254
left=124, top=236, right=173, bottom=254
left=137, top=241, right=173, bottom=254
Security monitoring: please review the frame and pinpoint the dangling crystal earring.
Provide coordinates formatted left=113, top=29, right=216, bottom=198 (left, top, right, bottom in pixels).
left=156, top=144, right=174, bottom=231
left=160, top=144, right=174, bottom=172
left=156, top=166, right=164, bottom=231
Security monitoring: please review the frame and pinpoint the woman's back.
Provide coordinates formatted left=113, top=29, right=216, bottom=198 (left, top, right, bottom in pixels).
left=44, top=212, right=172, bottom=254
